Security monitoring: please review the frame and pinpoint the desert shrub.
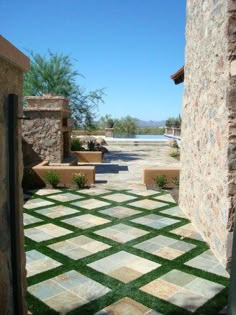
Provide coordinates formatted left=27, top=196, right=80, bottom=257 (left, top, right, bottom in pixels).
left=44, top=171, right=60, bottom=188
left=72, top=173, right=87, bottom=189
left=71, top=138, right=83, bottom=151
left=169, top=151, right=179, bottom=158
left=87, top=140, right=96, bottom=151
left=172, top=177, right=179, bottom=188
left=154, top=175, right=167, bottom=189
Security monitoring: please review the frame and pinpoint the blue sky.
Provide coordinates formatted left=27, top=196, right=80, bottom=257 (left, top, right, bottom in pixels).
left=1, top=0, right=186, bottom=121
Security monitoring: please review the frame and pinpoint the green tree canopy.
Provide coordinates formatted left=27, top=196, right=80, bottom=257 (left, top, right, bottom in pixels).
left=114, top=116, right=137, bottom=136
left=24, top=51, right=105, bottom=129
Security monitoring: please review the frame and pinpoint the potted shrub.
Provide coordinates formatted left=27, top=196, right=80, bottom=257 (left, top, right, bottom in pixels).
left=106, top=118, right=114, bottom=128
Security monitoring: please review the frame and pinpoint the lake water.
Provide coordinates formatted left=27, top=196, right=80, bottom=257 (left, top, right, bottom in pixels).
left=114, top=134, right=167, bottom=139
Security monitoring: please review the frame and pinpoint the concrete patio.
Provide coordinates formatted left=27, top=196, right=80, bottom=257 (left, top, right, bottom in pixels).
left=24, top=145, right=229, bottom=314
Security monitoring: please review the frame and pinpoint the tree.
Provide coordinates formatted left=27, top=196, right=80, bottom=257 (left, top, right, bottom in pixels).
left=23, top=51, right=105, bottom=129
left=114, top=116, right=137, bottom=136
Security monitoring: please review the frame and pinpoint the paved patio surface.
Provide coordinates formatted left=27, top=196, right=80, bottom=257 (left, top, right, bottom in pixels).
left=24, top=187, right=229, bottom=314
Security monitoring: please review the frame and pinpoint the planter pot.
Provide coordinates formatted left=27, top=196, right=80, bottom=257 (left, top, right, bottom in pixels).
left=72, top=151, right=103, bottom=163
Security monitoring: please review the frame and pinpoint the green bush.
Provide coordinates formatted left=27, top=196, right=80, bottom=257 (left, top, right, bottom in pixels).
left=87, top=140, right=96, bottom=151
left=44, top=171, right=60, bottom=188
left=72, top=173, right=87, bottom=189
left=172, top=177, right=179, bottom=188
left=71, top=138, right=83, bottom=151
left=154, top=175, right=168, bottom=189
left=169, top=151, right=179, bottom=158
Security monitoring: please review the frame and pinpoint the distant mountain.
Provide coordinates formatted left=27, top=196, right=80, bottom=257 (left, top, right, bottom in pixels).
left=135, top=119, right=166, bottom=128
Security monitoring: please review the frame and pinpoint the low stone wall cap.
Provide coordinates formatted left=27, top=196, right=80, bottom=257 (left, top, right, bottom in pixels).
left=0, top=35, right=29, bottom=71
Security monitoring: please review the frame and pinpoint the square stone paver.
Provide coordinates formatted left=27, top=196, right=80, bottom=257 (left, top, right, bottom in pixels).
left=95, top=297, right=162, bottom=315
left=24, top=223, right=72, bottom=242
left=160, top=206, right=187, bottom=218
left=24, top=198, right=54, bottom=209
left=95, top=223, right=149, bottom=243
left=128, top=189, right=160, bottom=197
left=88, top=251, right=160, bottom=283
left=185, top=249, right=229, bottom=278
left=132, top=214, right=179, bottom=230
left=35, top=205, right=79, bottom=218
left=128, top=199, right=167, bottom=210
left=135, top=235, right=196, bottom=260
left=101, top=193, right=137, bottom=203
left=28, top=270, right=110, bottom=313
left=26, top=250, right=61, bottom=277
left=78, top=188, right=111, bottom=196
left=24, top=213, right=43, bottom=226
left=170, top=223, right=204, bottom=241
left=153, top=194, right=176, bottom=203
left=47, top=192, right=84, bottom=202
left=71, top=198, right=111, bottom=210
left=62, top=214, right=110, bottom=229
left=49, top=235, right=111, bottom=260
left=141, top=269, right=224, bottom=312
left=99, top=206, right=142, bottom=218
left=35, top=189, right=62, bottom=196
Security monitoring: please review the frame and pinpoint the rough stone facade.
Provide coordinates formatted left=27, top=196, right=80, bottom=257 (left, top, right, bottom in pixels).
left=0, top=36, right=29, bottom=314
left=180, top=0, right=236, bottom=268
left=22, top=96, right=71, bottom=165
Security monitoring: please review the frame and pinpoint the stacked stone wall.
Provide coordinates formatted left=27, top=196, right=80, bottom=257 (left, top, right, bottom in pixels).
left=180, top=0, right=233, bottom=267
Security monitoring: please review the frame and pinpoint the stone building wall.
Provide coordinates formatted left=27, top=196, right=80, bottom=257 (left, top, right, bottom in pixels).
left=180, top=0, right=234, bottom=267
left=22, top=96, right=71, bottom=165
left=0, top=36, right=29, bottom=314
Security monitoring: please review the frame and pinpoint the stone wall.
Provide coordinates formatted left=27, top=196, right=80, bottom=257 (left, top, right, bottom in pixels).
left=0, top=36, right=29, bottom=314
left=22, top=96, right=71, bottom=164
left=180, top=0, right=234, bottom=268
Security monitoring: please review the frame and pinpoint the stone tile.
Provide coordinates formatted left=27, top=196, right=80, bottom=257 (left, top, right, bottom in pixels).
left=170, top=223, right=204, bottom=241
left=96, top=297, right=163, bottom=315
left=62, top=214, right=110, bottom=229
left=72, top=198, right=110, bottom=210
left=47, top=192, right=83, bottom=202
left=28, top=270, right=110, bottom=313
left=78, top=188, right=111, bottom=196
left=26, top=250, right=61, bottom=277
left=95, top=223, right=149, bottom=243
left=160, top=206, right=187, bottom=218
left=24, top=213, right=42, bottom=226
left=132, top=214, right=179, bottom=230
left=99, top=206, right=142, bottom=218
left=24, top=223, right=71, bottom=242
left=185, top=250, right=230, bottom=278
left=101, top=193, right=137, bottom=203
left=88, top=251, right=160, bottom=283
left=24, top=198, right=54, bottom=209
left=35, top=205, right=79, bottom=218
left=49, top=235, right=110, bottom=260
left=153, top=194, right=176, bottom=203
left=141, top=278, right=179, bottom=300
left=128, top=190, right=160, bottom=197
left=160, top=270, right=197, bottom=287
left=35, top=189, right=62, bottom=196
left=185, top=278, right=225, bottom=298
left=167, top=288, right=209, bottom=312
left=135, top=235, right=195, bottom=260
left=128, top=199, right=167, bottom=210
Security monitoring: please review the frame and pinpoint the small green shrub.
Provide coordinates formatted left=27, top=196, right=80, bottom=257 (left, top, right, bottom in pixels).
left=169, top=151, right=179, bottom=158
left=72, top=173, right=87, bottom=189
left=44, top=171, right=60, bottom=188
left=87, top=140, right=96, bottom=151
left=154, top=175, right=168, bottom=189
left=172, top=177, right=179, bottom=188
left=71, top=138, right=83, bottom=151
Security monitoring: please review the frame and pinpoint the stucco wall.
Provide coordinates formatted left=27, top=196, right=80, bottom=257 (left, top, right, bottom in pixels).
left=0, top=58, right=27, bottom=313
left=180, top=0, right=233, bottom=267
